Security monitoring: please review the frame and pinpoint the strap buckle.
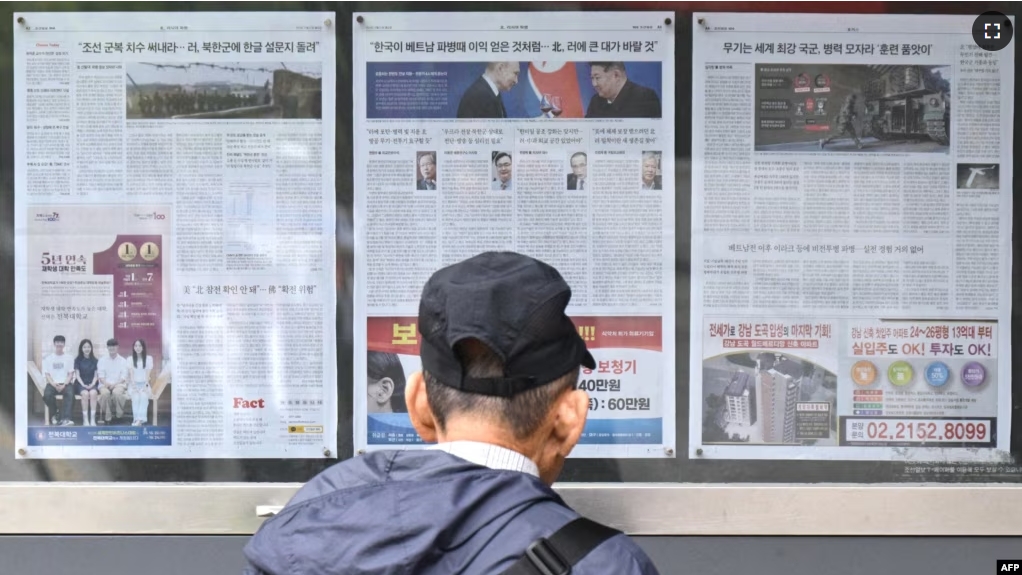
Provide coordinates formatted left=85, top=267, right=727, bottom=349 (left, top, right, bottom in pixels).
left=524, top=537, right=571, bottom=575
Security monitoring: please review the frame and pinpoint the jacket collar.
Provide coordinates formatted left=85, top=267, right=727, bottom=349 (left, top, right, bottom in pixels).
left=429, top=441, right=540, bottom=478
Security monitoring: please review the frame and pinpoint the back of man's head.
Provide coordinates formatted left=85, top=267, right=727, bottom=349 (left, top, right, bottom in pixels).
left=424, top=338, right=580, bottom=440
left=404, top=251, right=595, bottom=485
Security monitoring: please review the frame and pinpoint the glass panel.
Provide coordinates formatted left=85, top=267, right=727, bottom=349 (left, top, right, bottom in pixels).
left=0, top=2, right=1017, bottom=484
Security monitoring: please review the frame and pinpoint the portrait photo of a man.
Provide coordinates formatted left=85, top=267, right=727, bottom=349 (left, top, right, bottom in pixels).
left=457, top=62, right=520, bottom=119
left=491, top=152, right=513, bottom=191
left=416, top=151, right=437, bottom=190
left=585, top=62, right=662, bottom=119
left=641, top=151, right=662, bottom=190
left=567, top=152, right=587, bottom=191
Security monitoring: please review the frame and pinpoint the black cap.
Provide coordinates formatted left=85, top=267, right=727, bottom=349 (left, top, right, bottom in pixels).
left=418, top=251, right=595, bottom=398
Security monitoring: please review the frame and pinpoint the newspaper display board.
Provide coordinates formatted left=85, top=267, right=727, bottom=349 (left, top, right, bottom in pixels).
left=13, top=12, right=338, bottom=459
left=353, top=11, right=677, bottom=458
left=691, top=13, right=1014, bottom=462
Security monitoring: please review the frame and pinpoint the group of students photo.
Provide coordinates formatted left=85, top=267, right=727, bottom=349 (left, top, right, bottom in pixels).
left=40, top=335, right=154, bottom=427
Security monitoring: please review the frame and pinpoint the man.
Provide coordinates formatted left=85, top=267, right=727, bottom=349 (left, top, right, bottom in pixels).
left=42, top=335, right=75, bottom=426
left=819, top=93, right=863, bottom=150
left=457, top=62, right=520, bottom=119
left=641, top=152, right=663, bottom=190
left=416, top=152, right=437, bottom=190
left=585, top=62, right=662, bottom=119
left=243, top=252, right=660, bottom=575
left=97, top=338, right=128, bottom=424
left=491, top=151, right=513, bottom=191
left=567, top=151, right=587, bottom=190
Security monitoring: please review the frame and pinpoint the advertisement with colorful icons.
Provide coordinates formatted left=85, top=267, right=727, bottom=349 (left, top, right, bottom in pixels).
left=366, top=61, right=663, bottom=120
left=21, top=204, right=172, bottom=455
left=695, top=318, right=1005, bottom=460
left=364, top=315, right=665, bottom=458
left=838, top=320, right=998, bottom=449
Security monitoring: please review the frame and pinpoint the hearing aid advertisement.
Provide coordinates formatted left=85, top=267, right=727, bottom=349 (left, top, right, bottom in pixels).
left=364, top=316, right=667, bottom=458
left=690, top=12, right=1014, bottom=462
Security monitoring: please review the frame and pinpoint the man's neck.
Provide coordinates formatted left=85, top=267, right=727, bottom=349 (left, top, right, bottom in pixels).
left=482, top=73, right=500, bottom=97
left=606, top=80, right=627, bottom=103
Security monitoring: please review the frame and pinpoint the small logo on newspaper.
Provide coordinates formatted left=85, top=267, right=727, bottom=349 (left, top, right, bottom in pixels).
left=133, top=211, right=167, bottom=221
left=998, top=560, right=1022, bottom=572
left=34, top=212, right=59, bottom=222
left=289, top=425, right=324, bottom=434
left=234, top=397, right=266, bottom=409
left=973, top=12, right=1013, bottom=51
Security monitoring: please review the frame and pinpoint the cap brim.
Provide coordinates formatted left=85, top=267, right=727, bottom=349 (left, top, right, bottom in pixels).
left=581, top=349, right=596, bottom=370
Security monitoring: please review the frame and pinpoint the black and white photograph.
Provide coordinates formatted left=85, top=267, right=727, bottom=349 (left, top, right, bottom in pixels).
left=416, top=151, right=437, bottom=191
left=126, top=61, right=322, bottom=120
left=956, top=162, right=1000, bottom=190
left=754, top=64, right=951, bottom=153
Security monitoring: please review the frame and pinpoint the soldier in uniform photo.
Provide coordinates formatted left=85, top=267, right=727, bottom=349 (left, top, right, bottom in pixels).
left=819, top=93, right=863, bottom=150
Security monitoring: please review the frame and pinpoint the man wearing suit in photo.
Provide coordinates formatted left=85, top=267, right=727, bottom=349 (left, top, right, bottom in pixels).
left=567, top=152, right=587, bottom=191
left=491, top=152, right=513, bottom=191
left=585, top=62, right=662, bottom=119
left=416, top=152, right=437, bottom=190
left=457, top=62, right=520, bottom=119
left=641, top=151, right=663, bottom=190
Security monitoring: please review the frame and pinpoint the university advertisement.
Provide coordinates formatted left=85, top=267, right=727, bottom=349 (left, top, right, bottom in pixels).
left=24, top=205, right=173, bottom=450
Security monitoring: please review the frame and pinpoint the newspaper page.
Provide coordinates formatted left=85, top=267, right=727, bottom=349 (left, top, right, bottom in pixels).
left=13, top=12, right=338, bottom=459
left=353, top=12, right=676, bottom=458
left=691, top=13, right=1014, bottom=462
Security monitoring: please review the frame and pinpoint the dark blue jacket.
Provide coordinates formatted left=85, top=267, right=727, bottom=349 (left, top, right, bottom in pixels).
left=243, top=450, right=660, bottom=575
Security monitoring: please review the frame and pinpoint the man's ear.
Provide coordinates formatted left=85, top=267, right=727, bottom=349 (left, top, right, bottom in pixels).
left=405, top=371, right=438, bottom=443
left=552, top=388, right=589, bottom=458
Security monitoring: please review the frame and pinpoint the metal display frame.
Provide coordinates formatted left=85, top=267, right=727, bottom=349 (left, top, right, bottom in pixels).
left=1, top=1, right=1020, bottom=538
left=2, top=483, right=1022, bottom=535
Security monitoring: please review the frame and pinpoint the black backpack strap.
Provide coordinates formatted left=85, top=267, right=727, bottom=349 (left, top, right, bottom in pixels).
left=501, top=517, right=622, bottom=575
